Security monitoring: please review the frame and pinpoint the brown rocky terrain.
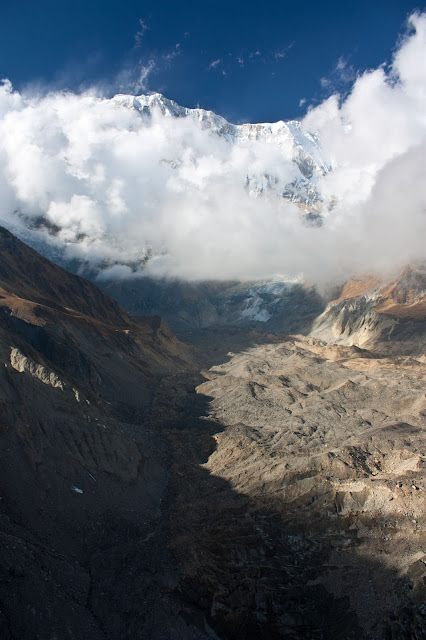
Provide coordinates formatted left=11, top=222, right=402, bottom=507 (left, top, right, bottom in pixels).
left=311, top=265, right=426, bottom=354
left=183, top=332, right=426, bottom=638
left=0, top=227, right=195, bottom=639
left=154, top=266, right=425, bottom=638
left=0, top=227, right=425, bottom=639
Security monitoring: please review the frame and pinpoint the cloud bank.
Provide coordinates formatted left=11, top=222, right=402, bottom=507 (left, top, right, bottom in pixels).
left=0, top=12, right=425, bottom=285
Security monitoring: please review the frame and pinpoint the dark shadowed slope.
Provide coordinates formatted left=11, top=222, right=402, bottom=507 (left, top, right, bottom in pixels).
left=0, top=227, right=194, bottom=639
left=0, top=226, right=186, bottom=372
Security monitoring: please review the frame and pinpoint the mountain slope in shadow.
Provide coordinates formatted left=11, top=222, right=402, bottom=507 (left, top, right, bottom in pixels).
left=0, top=227, right=195, bottom=639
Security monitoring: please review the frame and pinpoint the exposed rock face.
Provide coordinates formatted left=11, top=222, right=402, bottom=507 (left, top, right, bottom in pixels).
left=311, top=266, right=426, bottom=354
left=9, top=346, right=65, bottom=389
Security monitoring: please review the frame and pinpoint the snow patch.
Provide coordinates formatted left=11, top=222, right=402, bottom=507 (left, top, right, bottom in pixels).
left=240, top=294, right=272, bottom=322
left=71, top=486, right=84, bottom=494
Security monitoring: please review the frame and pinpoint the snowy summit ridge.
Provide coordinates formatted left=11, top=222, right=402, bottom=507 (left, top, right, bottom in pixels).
left=112, top=92, right=330, bottom=212
left=0, top=86, right=337, bottom=283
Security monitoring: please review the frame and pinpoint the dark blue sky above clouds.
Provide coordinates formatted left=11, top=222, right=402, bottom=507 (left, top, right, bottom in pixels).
left=1, top=0, right=425, bottom=122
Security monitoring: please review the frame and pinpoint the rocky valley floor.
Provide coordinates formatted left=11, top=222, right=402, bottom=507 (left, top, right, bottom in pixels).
left=2, top=328, right=426, bottom=638
left=1, top=327, right=426, bottom=639
left=166, top=329, right=426, bottom=639
left=138, top=328, right=424, bottom=640
left=0, top=228, right=425, bottom=639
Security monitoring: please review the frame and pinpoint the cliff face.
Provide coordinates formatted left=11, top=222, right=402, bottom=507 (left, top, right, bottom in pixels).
left=310, top=266, right=426, bottom=354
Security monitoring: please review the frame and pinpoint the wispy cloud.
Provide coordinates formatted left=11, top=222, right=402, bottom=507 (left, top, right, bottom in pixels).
left=207, top=43, right=294, bottom=77
left=12, top=16, right=182, bottom=101
left=112, top=41, right=183, bottom=95
left=163, top=42, right=181, bottom=64
left=274, top=50, right=287, bottom=60
left=274, top=42, right=295, bottom=61
left=109, top=19, right=183, bottom=96
left=335, top=56, right=356, bottom=82
left=134, top=19, right=149, bottom=48
left=319, top=54, right=357, bottom=96
left=114, top=59, right=156, bottom=94
left=208, top=59, right=222, bottom=70
left=108, top=18, right=183, bottom=96
left=335, top=56, right=346, bottom=71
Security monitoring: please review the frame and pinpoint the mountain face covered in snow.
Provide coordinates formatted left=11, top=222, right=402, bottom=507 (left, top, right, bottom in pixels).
left=0, top=88, right=337, bottom=288
left=0, top=89, right=338, bottom=332
left=89, top=90, right=331, bottom=328
left=112, top=92, right=331, bottom=213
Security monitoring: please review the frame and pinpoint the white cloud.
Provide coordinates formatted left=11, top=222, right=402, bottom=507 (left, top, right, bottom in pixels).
left=134, top=19, right=149, bottom=48
left=208, top=59, right=222, bottom=70
left=319, top=54, right=357, bottom=96
left=0, top=12, right=425, bottom=286
left=274, top=42, right=294, bottom=61
left=300, top=12, right=426, bottom=277
left=113, top=60, right=156, bottom=95
left=335, top=56, right=347, bottom=71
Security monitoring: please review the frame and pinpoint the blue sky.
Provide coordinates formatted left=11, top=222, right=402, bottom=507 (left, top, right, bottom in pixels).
left=1, top=0, right=425, bottom=122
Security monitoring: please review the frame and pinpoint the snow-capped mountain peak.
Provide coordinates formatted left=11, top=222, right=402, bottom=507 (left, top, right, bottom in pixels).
left=112, top=92, right=330, bottom=212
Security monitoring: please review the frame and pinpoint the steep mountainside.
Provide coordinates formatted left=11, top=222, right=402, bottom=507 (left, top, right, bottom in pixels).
left=0, top=227, right=193, bottom=639
left=0, top=226, right=183, bottom=367
left=100, top=276, right=325, bottom=333
left=311, top=265, right=426, bottom=354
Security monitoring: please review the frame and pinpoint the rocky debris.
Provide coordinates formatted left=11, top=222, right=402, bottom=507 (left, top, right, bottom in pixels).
left=178, top=332, right=426, bottom=638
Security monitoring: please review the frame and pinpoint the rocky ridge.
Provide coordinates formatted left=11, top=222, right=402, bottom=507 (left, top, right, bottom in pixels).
left=311, top=265, right=426, bottom=354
